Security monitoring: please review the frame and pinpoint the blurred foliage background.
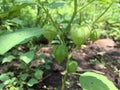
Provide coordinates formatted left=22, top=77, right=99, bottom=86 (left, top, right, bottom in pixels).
left=0, top=0, right=120, bottom=40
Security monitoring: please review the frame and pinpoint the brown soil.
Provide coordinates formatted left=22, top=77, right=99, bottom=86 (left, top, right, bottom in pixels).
left=36, top=39, right=120, bottom=90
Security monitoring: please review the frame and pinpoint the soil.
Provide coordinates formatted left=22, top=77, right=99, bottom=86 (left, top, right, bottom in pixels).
left=0, top=39, right=120, bottom=90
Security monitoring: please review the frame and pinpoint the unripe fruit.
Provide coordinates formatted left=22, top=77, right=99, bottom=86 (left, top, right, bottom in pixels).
left=53, top=45, right=68, bottom=64
left=90, top=29, right=101, bottom=41
left=70, top=24, right=90, bottom=46
left=43, top=25, right=57, bottom=42
left=67, top=61, right=78, bottom=73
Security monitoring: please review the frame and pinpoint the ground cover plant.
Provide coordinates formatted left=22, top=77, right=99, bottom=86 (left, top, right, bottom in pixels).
left=0, top=0, right=120, bottom=90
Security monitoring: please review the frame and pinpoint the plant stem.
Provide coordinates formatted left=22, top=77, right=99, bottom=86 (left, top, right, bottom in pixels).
left=77, top=0, right=94, bottom=12
left=61, top=46, right=78, bottom=90
left=92, top=2, right=113, bottom=25
left=39, top=3, right=64, bottom=44
left=65, top=0, right=77, bottom=32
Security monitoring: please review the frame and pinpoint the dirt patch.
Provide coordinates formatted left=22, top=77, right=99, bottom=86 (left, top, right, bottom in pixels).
left=39, top=40, right=120, bottom=90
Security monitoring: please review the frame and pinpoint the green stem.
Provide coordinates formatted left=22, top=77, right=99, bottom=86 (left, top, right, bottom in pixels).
left=39, top=4, right=64, bottom=44
left=78, top=0, right=94, bottom=12
left=92, top=2, right=113, bottom=25
left=61, top=46, right=78, bottom=90
left=41, top=5, right=58, bottom=30
left=65, top=0, right=77, bottom=32
left=61, top=1, right=78, bottom=89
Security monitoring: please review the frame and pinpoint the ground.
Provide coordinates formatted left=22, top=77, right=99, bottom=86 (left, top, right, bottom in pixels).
left=0, top=39, right=120, bottom=90
left=35, top=39, right=120, bottom=90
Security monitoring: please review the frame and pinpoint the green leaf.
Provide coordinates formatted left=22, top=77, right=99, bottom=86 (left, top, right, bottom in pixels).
left=11, top=18, right=23, bottom=25
left=19, top=73, right=29, bottom=80
left=3, top=77, right=17, bottom=85
left=0, top=74, right=9, bottom=82
left=2, top=55, right=15, bottom=63
left=27, top=78, right=38, bottom=87
left=0, top=28, right=44, bottom=55
left=79, top=72, right=118, bottom=90
left=20, top=51, right=34, bottom=64
left=0, top=83, right=4, bottom=90
left=34, top=70, right=43, bottom=80
left=3, top=79, right=11, bottom=85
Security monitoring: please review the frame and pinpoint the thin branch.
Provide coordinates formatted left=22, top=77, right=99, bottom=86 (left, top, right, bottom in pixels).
left=92, top=2, right=113, bottom=25
left=65, top=0, right=78, bottom=31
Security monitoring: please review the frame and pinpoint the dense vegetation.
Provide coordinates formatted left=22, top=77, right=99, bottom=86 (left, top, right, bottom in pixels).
left=0, top=0, right=120, bottom=90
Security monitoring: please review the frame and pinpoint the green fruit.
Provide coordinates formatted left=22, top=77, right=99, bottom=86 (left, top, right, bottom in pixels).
left=43, top=25, right=57, bottom=42
left=53, top=45, right=68, bottom=64
left=67, top=61, right=78, bottom=73
left=70, top=24, right=90, bottom=46
left=90, top=29, right=101, bottom=41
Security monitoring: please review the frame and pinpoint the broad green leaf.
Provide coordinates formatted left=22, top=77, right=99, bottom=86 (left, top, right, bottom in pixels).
left=2, top=55, right=15, bottom=63
left=0, top=28, right=44, bottom=55
left=27, top=78, right=38, bottom=87
left=34, top=70, right=43, bottom=80
left=20, top=51, right=34, bottom=64
left=79, top=72, right=118, bottom=90
left=0, top=74, right=9, bottom=82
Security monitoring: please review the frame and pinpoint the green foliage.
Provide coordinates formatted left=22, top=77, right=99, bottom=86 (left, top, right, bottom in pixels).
left=0, top=72, right=20, bottom=90
left=34, top=69, right=43, bottom=80
left=19, top=73, right=29, bottom=81
left=27, top=78, right=38, bottom=87
left=20, top=50, right=34, bottom=64
left=90, top=29, right=101, bottom=41
left=109, top=28, right=120, bottom=40
left=0, top=73, right=9, bottom=81
left=2, top=55, right=15, bottom=63
left=20, top=6, right=37, bottom=25
left=0, top=3, right=30, bottom=19
left=0, top=28, right=44, bottom=55
left=79, top=72, right=118, bottom=90
left=0, top=68, right=43, bottom=89
left=0, top=0, right=119, bottom=90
